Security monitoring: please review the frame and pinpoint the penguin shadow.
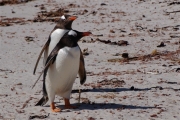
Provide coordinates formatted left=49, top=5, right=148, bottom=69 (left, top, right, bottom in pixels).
left=43, top=87, right=154, bottom=110
left=69, top=87, right=156, bottom=111
left=54, top=102, right=156, bottom=111
left=75, top=103, right=156, bottom=111
left=71, top=87, right=151, bottom=93
left=50, top=103, right=155, bottom=112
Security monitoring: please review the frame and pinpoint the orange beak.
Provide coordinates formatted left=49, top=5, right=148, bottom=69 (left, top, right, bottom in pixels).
left=68, top=16, right=77, bottom=21
left=82, top=32, right=92, bottom=36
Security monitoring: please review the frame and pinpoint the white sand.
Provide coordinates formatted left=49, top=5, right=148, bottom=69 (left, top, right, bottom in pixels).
left=0, top=0, right=179, bottom=119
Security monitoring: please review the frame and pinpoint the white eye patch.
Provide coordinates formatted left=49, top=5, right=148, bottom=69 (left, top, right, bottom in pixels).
left=68, top=30, right=77, bottom=37
left=61, top=15, right=66, bottom=20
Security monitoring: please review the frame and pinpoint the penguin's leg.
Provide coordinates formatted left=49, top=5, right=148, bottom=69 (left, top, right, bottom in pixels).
left=62, top=88, right=78, bottom=109
left=48, top=90, right=61, bottom=112
left=50, top=102, right=61, bottom=112
left=64, top=98, right=77, bottom=109
left=50, top=95, right=61, bottom=112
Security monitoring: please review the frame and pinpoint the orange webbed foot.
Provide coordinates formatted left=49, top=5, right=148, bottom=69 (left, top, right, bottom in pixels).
left=51, top=107, right=61, bottom=112
left=64, top=98, right=78, bottom=109
left=50, top=102, right=61, bottom=112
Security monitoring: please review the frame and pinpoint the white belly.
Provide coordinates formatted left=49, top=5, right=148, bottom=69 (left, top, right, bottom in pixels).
left=45, top=46, right=80, bottom=99
left=43, top=29, right=68, bottom=65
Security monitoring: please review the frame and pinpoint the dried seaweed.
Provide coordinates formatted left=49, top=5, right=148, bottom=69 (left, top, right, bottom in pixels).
left=96, top=38, right=128, bottom=46
left=168, top=2, right=180, bottom=6
left=33, top=8, right=64, bottom=22
left=0, top=18, right=26, bottom=26
left=84, top=78, right=126, bottom=88
left=21, top=97, right=33, bottom=109
left=29, top=113, right=49, bottom=119
left=0, top=8, right=65, bottom=26
left=0, top=0, right=35, bottom=6
left=108, top=50, right=180, bottom=63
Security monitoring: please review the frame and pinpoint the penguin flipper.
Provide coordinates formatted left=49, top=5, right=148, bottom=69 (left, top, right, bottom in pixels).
left=32, top=54, right=57, bottom=89
left=33, top=37, right=51, bottom=75
left=35, top=95, right=49, bottom=106
left=78, top=47, right=86, bottom=85
left=35, top=52, right=59, bottom=102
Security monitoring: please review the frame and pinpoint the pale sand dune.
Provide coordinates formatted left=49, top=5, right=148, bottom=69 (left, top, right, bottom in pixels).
left=0, top=0, right=179, bottom=119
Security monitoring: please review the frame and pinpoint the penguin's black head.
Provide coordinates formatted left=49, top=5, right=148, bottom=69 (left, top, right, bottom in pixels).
left=68, top=30, right=92, bottom=41
left=55, top=15, right=77, bottom=29
left=64, top=30, right=91, bottom=47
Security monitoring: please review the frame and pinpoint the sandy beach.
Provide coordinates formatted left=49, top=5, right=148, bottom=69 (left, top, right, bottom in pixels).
left=0, top=0, right=180, bottom=119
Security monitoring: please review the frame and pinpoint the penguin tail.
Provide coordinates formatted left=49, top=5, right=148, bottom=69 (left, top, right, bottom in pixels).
left=35, top=95, right=49, bottom=106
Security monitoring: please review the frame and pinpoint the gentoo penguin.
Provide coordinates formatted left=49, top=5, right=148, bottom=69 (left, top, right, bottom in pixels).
left=36, top=30, right=91, bottom=112
left=33, top=15, right=77, bottom=74
left=33, top=15, right=86, bottom=85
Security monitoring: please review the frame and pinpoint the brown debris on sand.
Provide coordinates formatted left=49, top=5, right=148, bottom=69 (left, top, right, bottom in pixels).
left=157, top=42, right=166, bottom=47
left=0, top=0, right=34, bottom=6
left=108, top=49, right=180, bottom=63
left=33, top=8, right=64, bottom=22
left=0, top=8, right=66, bottom=27
left=29, top=113, right=50, bottom=119
left=0, top=17, right=26, bottom=26
left=96, top=38, right=129, bottom=46
left=84, top=78, right=126, bottom=88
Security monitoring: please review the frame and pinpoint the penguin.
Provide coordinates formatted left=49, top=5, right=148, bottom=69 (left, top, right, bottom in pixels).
left=36, top=30, right=91, bottom=112
left=33, top=14, right=87, bottom=84
left=33, top=14, right=77, bottom=74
